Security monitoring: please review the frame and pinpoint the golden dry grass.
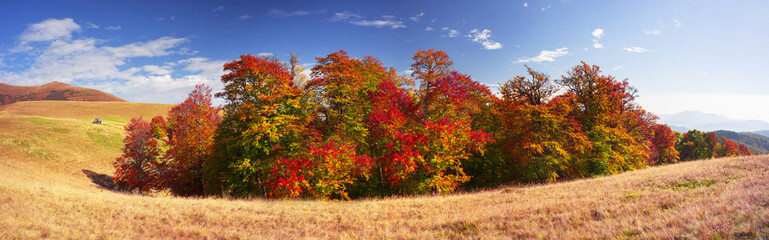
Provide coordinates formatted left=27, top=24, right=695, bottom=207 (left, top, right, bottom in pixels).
left=1, top=101, right=767, bottom=239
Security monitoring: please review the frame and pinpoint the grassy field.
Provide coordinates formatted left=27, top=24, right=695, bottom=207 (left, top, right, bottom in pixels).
left=1, top=101, right=767, bottom=239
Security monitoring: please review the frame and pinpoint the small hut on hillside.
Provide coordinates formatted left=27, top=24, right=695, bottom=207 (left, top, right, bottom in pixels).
left=92, top=118, right=103, bottom=124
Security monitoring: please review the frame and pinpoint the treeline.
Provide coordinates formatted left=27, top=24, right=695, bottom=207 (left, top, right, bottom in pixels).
left=714, top=130, right=769, bottom=154
left=677, top=130, right=752, bottom=161
left=112, top=49, right=751, bottom=199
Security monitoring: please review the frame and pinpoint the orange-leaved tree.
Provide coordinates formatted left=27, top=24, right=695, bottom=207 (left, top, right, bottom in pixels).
left=164, top=84, right=222, bottom=196
left=557, top=62, right=649, bottom=175
left=492, top=66, right=588, bottom=183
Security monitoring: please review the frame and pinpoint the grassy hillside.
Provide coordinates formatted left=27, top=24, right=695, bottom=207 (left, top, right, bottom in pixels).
left=0, top=101, right=767, bottom=239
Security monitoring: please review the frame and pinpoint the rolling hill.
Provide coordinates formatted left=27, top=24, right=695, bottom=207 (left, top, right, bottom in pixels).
left=0, top=101, right=767, bottom=239
left=0, top=81, right=125, bottom=105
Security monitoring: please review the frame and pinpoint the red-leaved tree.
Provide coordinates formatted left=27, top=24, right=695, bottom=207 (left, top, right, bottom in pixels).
left=113, top=117, right=162, bottom=193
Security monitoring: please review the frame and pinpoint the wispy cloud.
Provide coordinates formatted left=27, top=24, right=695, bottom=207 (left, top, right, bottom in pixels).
left=350, top=18, right=406, bottom=29
left=517, top=47, right=568, bottom=63
left=331, top=11, right=361, bottom=21
left=332, top=12, right=405, bottom=29
left=84, top=22, right=99, bottom=29
left=593, top=42, right=603, bottom=49
left=623, top=47, right=649, bottom=53
left=442, top=27, right=460, bottom=37
left=467, top=29, right=503, bottom=50
left=212, top=6, right=225, bottom=13
left=409, top=12, right=425, bottom=22
left=105, top=26, right=122, bottom=31
left=541, top=5, right=551, bottom=11
left=673, top=19, right=682, bottom=29
left=644, top=29, right=662, bottom=35
left=425, top=27, right=434, bottom=31
left=256, top=52, right=274, bottom=57
left=612, top=65, right=624, bottom=71
left=266, top=9, right=324, bottom=18
left=238, top=14, right=251, bottom=20
left=523, top=2, right=528, bottom=7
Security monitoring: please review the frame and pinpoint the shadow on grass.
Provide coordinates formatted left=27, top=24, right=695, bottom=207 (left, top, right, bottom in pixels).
left=82, top=169, right=116, bottom=190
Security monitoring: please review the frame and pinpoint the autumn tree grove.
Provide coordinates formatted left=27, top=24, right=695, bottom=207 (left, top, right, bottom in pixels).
left=114, top=49, right=752, bottom=199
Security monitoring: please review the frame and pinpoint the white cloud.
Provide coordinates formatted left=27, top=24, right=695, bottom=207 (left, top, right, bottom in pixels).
left=592, top=28, right=604, bottom=39
left=467, top=29, right=503, bottom=50
left=623, top=47, right=649, bottom=53
left=331, top=11, right=361, bottom=21
left=1, top=18, right=227, bottom=103
left=212, top=6, right=225, bottom=13
left=541, top=5, right=551, bottom=11
left=517, top=47, right=568, bottom=63
left=15, top=18, right=81, bottom=51
left=238, top=14, right=251, bottom=20
left=644, top=29, right=662, bottom=35
left=673, top=19, right=682, bottom=29
left=409, top=12, right=425, bottom=22
left=612, top=65, right=624, bottom=71
left=590, top=29, right=604, bottom=49
left=105, top=26, right=122, bottom=30
left=523, top=2, right=528, bottom=7
left=350, top=19, right=405, bottom=29
left=425, top=27, right=434, bottom=31
left=256, top=52, right=274, bottom=57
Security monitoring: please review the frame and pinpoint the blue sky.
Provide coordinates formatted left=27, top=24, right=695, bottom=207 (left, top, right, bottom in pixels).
left=1, top=0, right=768, bottom=122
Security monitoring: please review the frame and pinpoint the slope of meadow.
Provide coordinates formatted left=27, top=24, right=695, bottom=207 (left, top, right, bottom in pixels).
left=0, top=101, right=767, bottom=239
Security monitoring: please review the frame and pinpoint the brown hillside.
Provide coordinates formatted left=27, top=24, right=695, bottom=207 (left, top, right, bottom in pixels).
left=0, top=81, right=125, bottom=105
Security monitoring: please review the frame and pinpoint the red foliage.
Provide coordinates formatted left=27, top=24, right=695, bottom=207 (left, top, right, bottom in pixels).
left=267, top=141, right=373, bottom=199
left=113, top=118, right=162, bottom=193
left=649, top=124, right=680, bottom=164
left=738, top=144, right=752, bottom=156
left=720, top=137, right=740, bottom=157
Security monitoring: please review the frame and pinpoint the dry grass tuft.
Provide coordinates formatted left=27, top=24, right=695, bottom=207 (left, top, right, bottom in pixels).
left=1, top=101, right=768, bottom=239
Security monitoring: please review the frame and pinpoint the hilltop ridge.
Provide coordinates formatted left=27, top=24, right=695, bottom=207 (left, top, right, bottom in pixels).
left=0, top=81, right=125, bottom=105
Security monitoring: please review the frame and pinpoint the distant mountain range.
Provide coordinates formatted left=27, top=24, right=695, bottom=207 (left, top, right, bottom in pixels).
left=0, top=81, right=125, bottom=105
left=657, top=111, right=769, bottom=133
